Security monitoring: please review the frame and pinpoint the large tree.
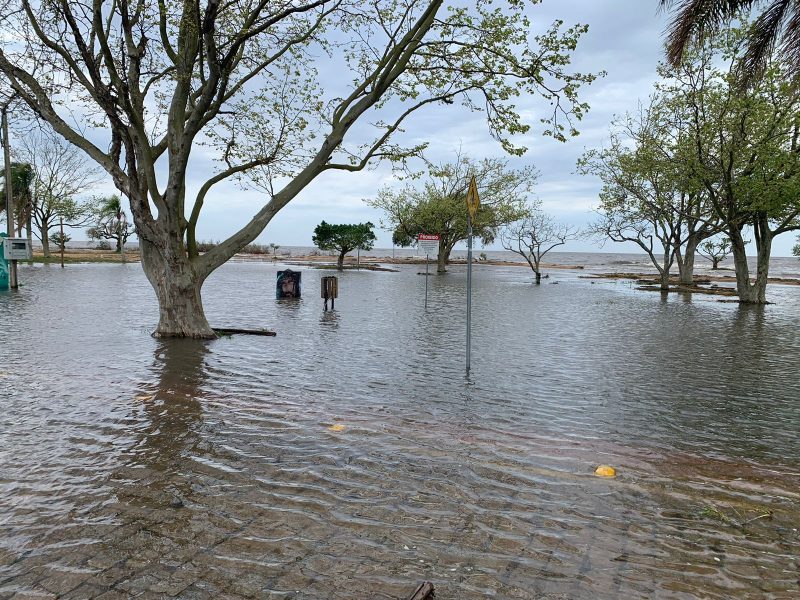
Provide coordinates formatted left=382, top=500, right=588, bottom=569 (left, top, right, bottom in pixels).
left=0, top=0, right=597, bottom=338
left=579, top=99, right=720, bottom=290
left=367, top=155, right=531, bottom=273
left=312, top=221, right=376, bottom=270
left=665, top=27, right=800, bottom=302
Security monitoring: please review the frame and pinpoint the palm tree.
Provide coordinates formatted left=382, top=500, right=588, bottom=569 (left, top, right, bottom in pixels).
left=12, top=163, right=34, bottom=239
left=660, top=0, right=800, bottom=79
left=88, top=194, right=132, bottom=257
left=100, top=195, right=127, bottom=255
left=0, top=162, right=34, bottom=237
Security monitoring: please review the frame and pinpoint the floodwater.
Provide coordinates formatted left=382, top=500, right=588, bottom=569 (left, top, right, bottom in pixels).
left=1, top=260, right=799, bottom=599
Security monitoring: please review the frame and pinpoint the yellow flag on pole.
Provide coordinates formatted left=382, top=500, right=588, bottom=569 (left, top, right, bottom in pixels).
left=465, top=175, right=480, bottom=220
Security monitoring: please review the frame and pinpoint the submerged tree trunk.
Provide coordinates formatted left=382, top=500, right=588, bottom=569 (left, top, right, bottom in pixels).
left=711, top=257, right=721, bottom=269
left=678, top=236, right=699, bottom=285
left=40, top=224, right=50, bottom=258
left=729, top=224, right=770, bottom=304
left=642, top=244, right=674, bottom=290
left=437, top=244, right=454, bottom=274
left=658, top=247, right=672, bottom=290
left=659, top=268, right=670, bottom=290
left=337, top=250, right=346, bottom=270
left=140, top=236, right=215, bottom=339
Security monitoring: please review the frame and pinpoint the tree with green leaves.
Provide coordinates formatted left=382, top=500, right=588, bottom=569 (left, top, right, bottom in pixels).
left=663, top=26, right=800, bottom=302
left=49, top=230, right=70, bottom=254
left=312, top=221, right=376, bottom=270
left=793, top=236, right=800, bottom=258
left=0, top=162, right=34, bottom=240
left=367, top=155, right=532, bottom=273
left=578, top=97, right=720, bottom=289
left=87, top=195, right=136, bottom=255
left=0, top=0, right=597, bottom=338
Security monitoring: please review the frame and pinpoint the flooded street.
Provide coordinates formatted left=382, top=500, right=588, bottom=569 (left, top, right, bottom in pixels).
left=1, top=260, right=799, bottom=599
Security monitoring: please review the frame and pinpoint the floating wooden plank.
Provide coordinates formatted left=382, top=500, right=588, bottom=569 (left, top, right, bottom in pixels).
left=213, top=328, right=277, bottom=337
left=406, top=581, right=435, bottom=600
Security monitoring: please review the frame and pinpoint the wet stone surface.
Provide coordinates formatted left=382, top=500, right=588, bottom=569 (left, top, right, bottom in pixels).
left=1, top=261, right=800, bottom=598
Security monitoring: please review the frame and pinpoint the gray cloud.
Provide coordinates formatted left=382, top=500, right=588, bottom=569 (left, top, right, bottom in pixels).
left=190, top=1, right=675, bottom=252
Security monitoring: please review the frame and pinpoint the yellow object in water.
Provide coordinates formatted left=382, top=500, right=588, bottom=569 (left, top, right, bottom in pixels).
left=328, top=424, right=346, bottom=432
left=594, top=465, right=616, bottom=477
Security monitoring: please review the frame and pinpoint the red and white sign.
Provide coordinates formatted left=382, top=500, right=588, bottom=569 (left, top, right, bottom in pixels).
left=417, top=234, right=440, bottom=256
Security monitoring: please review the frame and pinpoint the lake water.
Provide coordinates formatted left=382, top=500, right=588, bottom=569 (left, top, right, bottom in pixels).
left=1, top=259, right=799, bottom=599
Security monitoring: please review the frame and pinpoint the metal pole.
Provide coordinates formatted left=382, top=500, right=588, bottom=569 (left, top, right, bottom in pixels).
left=2, top=107, right=17, bottom=289
left=119, top=212, right=125, bottom=263
left=466, top=214, right=473, bottom=374
left=59, top=217, right=65, bottom=268
left=425, top=254, right=429, bottom=308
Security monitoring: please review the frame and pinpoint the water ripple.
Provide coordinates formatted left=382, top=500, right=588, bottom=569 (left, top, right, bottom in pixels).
left=0, top=262, right=799, bottom=598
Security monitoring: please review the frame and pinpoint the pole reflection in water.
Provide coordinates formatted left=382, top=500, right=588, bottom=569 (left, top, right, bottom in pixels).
left=319, top=308, right=340, bottom=330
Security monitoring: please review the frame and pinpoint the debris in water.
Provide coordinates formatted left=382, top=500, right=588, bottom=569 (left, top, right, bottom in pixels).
left=406, top=581, right=435, bottom=600
left=594, top=465, right=616, bottom=477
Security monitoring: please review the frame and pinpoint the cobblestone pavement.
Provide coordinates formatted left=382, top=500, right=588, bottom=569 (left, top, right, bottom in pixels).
left=3, top=265, right=800, bottom=598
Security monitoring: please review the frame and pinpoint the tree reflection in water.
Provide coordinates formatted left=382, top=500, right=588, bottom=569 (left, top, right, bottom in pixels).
left=116, top=340, right=209, bottom=511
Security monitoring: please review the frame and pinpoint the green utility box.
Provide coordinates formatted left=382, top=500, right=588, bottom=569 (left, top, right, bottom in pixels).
left=0, top=233, right=8, bottom=290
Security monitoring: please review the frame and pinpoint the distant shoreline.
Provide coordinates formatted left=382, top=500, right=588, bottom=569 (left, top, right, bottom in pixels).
left=24, top=249, right=800, bottom=288
left=30, top=249, right=142, bottom=264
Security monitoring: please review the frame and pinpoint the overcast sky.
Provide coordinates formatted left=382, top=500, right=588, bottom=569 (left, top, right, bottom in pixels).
left=84, top=1, right=796, bottom=256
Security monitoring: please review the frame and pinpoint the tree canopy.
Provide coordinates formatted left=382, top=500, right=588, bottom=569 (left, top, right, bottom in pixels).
left=584, top=22, right=800, bottom=300
left=0, top=162, right=33, bottom=235
left=17, top=129, right=101, bottom=257
left=668, top=26, right=800, bottom=301
left=312, top=221, right=376, bottom=269
left=578, top=93, right=715, bottom=288
left=366, top=155, right=532, bottom=272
